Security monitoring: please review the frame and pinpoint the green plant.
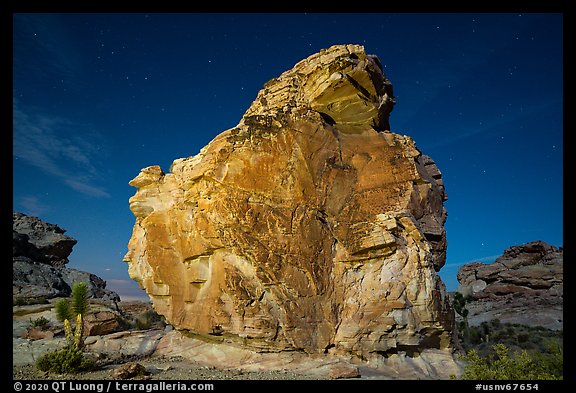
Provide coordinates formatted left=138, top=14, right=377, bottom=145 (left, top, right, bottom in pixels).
left=37, top=283, right=94, bottom=374
left=54, top=282, right=90, bottom=322
left=453, top=292, right=468, bottom=318
left=71, top=282, right=89, bottom=316
left=135, top=317, right=151, bottom=330
left=55, top=298, right=73, bottom=322
left=135, top=309, right=165, bottom=330
left=64, top=314, right=84, bottom=350
left=37, top=314, right=92, bottom=374
left=36, top=346, right=95, bottom=374
left=517, top=332, right=530, bottom=343
left=531, top=341, right=563, bottom=378
left=29, top=316, right=50, bottom=329
left=453, top=292, right=470, bottom=341
left=458, top=343, right=562, bottom=380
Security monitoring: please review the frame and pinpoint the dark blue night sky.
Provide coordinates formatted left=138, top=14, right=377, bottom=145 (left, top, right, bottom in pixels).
left=12, top=13, right=563, bottom=299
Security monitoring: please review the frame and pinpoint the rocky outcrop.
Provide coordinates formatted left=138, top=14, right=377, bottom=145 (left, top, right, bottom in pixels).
left=13, top=212, right=77, bottom=267
left=153, top=330, right=462, bottom=379
left=13, top=257, right=119, bottom=302
left=13, top=212, right=120, bottom=303
left=124, top=44, right=454, bottom=359
left=456, top=241, right=563, bottom=330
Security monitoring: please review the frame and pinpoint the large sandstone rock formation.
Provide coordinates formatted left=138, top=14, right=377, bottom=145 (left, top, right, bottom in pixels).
left=125, top=44, right=454, bottom=358
left=457, top=241, right=563, bottom=330
left=13, top=212, right=120, bottom=303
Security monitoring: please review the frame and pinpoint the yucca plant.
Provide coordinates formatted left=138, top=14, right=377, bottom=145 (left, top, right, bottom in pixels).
left=54, top=282, right=90, bottom=322
left=63, top=314, right=84, bottom=350
left=71, top=282, right=89, bottom=317
left=37, top=281, right=94, bottom=374
left=55, top=298, right=73, bottom=322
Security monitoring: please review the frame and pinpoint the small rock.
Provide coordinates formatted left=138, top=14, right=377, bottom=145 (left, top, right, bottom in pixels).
left=21, top=327, right=54, bottom=340
left=83, top=336, right=98, bottom=345
left=111, top=363, right=150, bottom=379
left=328, top=363, right=360, bottom=379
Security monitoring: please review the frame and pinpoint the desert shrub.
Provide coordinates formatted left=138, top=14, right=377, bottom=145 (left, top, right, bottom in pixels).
left=37, top=289, right=94, bottom=374
left=37, top=314, right=95, bottom=374
left=115, top=315, right=133, bottom=331
left=135, top=317, right=151, bottom=330
left=135, top=309, right=165, bottom=330
left=14, top=297, right=48, bottom=306
left=468, top=327, right=483, bottom=346
left=517, top=332, right=530, bottom=343
left=493, top=329, right=509, bottom=341
left=480, top=321, right=491, bottom=337
left=36, top=346, right=95, bottom=374
left=29, top=316, right=50, bottom=329
left=458, top=343, right=562, bottom=380
left=461, top=319, right=562, bottom=356
left=531, top=341, right=563, bottom=378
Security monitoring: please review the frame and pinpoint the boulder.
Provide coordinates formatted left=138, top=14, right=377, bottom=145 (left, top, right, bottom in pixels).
left=153, top=330, right=462, bottom=379
left=83, top=311, right=120, bottom=336
left=13, top=212, right=77, bottom=267
left=124, top=44, right=454, bottom=358
left=83, top=330, right=165, bottom=361
left=328, top=363, right=360, bottom=379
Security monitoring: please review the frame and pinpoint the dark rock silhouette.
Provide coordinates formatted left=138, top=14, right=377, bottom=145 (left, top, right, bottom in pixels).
left=12, top=212, right=120, bottom=303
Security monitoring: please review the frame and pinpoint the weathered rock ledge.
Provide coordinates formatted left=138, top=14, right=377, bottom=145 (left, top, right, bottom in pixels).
left=457, top=241, right=563, bottom=330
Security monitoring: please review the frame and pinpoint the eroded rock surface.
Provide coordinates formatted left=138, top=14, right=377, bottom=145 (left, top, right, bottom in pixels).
left=12, top=212, right=120, bottom=303
left=457, top=241, right=563, bottom=330
left=125, top=44, right=454, bottom=358
left=13, top=212, right=77, bottom=268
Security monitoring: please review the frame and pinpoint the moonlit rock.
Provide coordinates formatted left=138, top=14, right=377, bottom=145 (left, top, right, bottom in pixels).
left=124, top=44, right=455, bottom=357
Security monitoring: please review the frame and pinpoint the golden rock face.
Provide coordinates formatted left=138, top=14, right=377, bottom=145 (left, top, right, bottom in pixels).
left=124, top=44, right=454, bottom=357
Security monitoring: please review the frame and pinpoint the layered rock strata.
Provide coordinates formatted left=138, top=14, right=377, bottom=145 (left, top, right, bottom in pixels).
left=457, top=241, right=563, bottom=330
left=125, top=44, right=454, bottom=358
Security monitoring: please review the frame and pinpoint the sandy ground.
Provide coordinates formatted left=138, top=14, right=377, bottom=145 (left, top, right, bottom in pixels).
left=13, top=355, right=323, bottom=380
